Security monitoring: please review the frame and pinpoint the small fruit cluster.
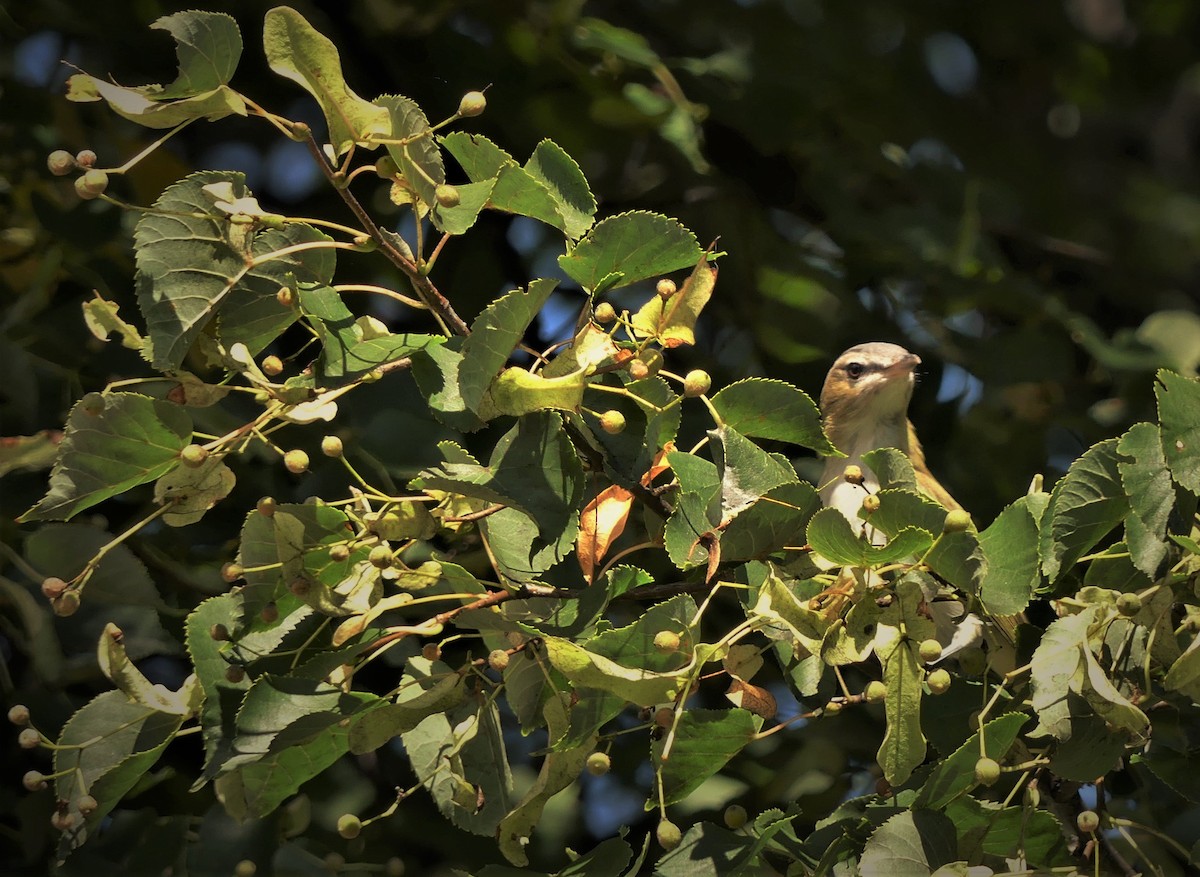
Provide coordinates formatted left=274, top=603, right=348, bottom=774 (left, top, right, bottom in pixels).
left=47, top=149, right=109, bottom=200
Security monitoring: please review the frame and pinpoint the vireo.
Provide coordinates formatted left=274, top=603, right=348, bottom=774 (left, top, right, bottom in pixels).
left=818, top=342, right=1016, bottom=663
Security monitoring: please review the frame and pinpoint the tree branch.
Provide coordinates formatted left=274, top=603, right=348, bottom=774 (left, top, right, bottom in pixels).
left=296, top=125, right=470, bottom=336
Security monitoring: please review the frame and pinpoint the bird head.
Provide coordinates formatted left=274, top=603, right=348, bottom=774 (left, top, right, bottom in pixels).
left=820, top=342, right=921, bottom=450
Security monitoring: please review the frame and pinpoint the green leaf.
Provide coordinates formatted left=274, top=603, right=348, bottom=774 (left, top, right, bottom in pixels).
left=1157, top=369, right=1200, bottom=494
left=541, top=637, right=689, bottom=706
left=720, top=481, right=822, bottom=562
left=24, top=523, right=167, bottom=609
left=237, top=503, right=373, bottom=616
left=20, top=392, right=192, bottom=522
left=944, top=797, right=1067, bottom=868
left=558, top=211, right=703, bottom=293
left=711, top=378, right=837, bottom=456
left=572, top=17, right=661, bottom=67
left=53, top=690, right=185, bottom=853
left=587, top=594, right=697, bottom=673
left=479, top=414, right=585, bottom=582
left=186, top=594, right=250, bottom=774
left=149, top=11, right=242, bottom=97
left=862, top=448, right=920, bottom=493
left=440, top=132, right=576, bottom=235
left=877, top=635, right=926, bottom=786
left=652, top=709, right=763, bottom=807
left=1164, top=634, right=1200, bottom=702
left=631, top=255, right=716, bottom=347
left=402, top=675, right=512, bottom=835
left=1039, top=439, right=1128, bottom=581
left=711, top=425, right=796, bottom=517
left=580, top=374, right=681, bottom=484
left=806, top=507, right=933, bottom=567
left=224, top=676, right=374, bottom=772
left=378, top=94, right=444, bottom=207
left=135, top=171, right=333, bottom=370
left=864, top=489, right=984, bottom=591
left=749, top=568, right=831, bottom=655
left=497, top=693, right=595, bottom=866
left=481, top=366, right=587, bottom=417
left=411, top=338, right=488, bottom=432
left=524, top=139, right=597, bottom=240
left=154, top=458, right=236, bottom=526
left=432, top=179, right=496, bottom=235
left=859, top=810, right=958, bottom=877
left=214, top=719, right=355, bottom=819
left=298, top=285, right=440, bottom=379
left=915, top=712, right=1027, bottom=808
left=1118, top=422, right=1174, bottom=576
left=458, top=279, right=558, bottom=412
left=350, top=663, right=468, bottom=753
left=63, top=12, right=245, bottom=127
left=262, top=6, right=389, bottom=155
left=416, top=414, right=583, bottom=581
left=665, top=491, right=719, bottom=570
left=1030, top=606, right=1149, bottom=747
left=978, top=497, right=1041, bottom=616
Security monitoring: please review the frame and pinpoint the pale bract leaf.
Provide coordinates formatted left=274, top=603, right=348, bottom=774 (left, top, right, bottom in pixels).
left=263, top=6, right=390, bottom=155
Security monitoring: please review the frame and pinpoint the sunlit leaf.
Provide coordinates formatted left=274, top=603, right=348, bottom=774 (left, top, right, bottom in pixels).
left=263, top=6, right=389, bottom=155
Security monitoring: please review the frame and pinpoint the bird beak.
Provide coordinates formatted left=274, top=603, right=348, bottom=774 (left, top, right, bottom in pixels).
left=885, top=353, right=921, bottom=376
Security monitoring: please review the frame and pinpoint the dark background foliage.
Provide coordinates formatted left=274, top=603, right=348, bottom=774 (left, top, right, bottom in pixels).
left=3, top=0, right=1198, bottom=873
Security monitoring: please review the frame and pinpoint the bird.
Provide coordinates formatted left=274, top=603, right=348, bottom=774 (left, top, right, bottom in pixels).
left=817, top=341, right=1014, bottom=662
left=818, top=341, right=958, bottom=526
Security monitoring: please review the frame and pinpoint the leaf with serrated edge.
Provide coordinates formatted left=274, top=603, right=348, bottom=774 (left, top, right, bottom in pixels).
left=54, top=690, right=185, bottom=852
left=712, top=378, right=837, bottom=455
left=20, top=393, right=192, bottom=522
left=651, top=709, right=762, bottom=807
left=1118, top=421, right=1174, bottom=577
left=263, top=6, right=389, bottom=155
left=806, top=506, right=933, bottom=567
left=524, top=139, right=596, bottom=240
left=1157, top=369, right=1200, bottom=495
left=497, top=693, right=595, bottom=865
left=559, top=211, right=703, bottom=293
left=459, top=279, right=558, bottom=412
left=378, top=94, right=444, bottom=207
left=978, top=497, right=1040, bottom=616
left=1039, top=439, right=1127, bottom=581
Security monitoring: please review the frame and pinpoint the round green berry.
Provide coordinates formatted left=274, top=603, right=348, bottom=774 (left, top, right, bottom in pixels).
left=656, top=819, right=682, bottom=850
left=585, top=751, right=611, bottom=776
left=974, top=756, right=1001, bottom=786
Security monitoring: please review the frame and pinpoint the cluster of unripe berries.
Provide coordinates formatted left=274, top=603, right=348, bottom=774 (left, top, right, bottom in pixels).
left=9, top=704, right=100, bottom=831
left=47, top=148, right=109, bottom=200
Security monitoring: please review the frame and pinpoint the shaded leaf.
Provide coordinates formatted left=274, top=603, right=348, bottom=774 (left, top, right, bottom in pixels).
left=1039, top=439, right=1127, bottom=582
left=652, top=709, right=763, bottom=807
left=20, top=393, right=192, bottom=522
left=860, top=810, right=958, bottom=877
left=1118, top=422, right=1173, bottom=576
left=1157, top=368, right=1200, bottom=494
left=135, top=171, right=333, bottom=370
left=155, top=457, right=236, bottom=526
left=915, top=712, right=1027, bottom=809
left=54, top=691, right=185, bottom=853
left=978, top=497, right=1040, bottom=616
left=378, top=93, right=444, bottom=207
left=498, top=694, right=595, bottom=866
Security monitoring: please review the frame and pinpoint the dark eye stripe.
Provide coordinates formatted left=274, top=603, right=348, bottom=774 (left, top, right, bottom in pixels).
left=845, top=362, right=865, bottom=378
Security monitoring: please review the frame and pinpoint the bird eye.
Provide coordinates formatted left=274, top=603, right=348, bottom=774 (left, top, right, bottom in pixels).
left=845, top=362, right=865, bottom=379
